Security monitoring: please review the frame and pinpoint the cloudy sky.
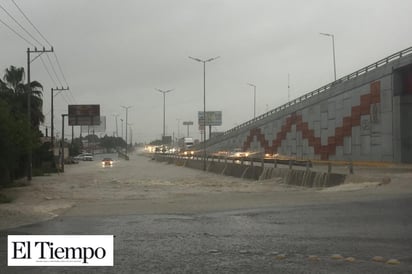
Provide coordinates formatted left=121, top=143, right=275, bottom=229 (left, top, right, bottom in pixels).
left=1, top=0, right=412, bottom=143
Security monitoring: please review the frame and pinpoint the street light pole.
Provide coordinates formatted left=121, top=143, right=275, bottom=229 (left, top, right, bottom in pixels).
left=112, top=114, right=119, bottom=137
left=176, top=118, right=181, bottom=140
left=189, top=56, right=220, bottom=171
left=155, top=88, right=174, bottom=138
left=121, top=105, right=132, bottom=155
left=120, top=119, right=124, bottom=138
left=320, top=32, right=337, bottom=81
left=61, top=114, right=68, bottom=172
left=51, top=87, right=69, bottom=151
left=247, top=83, right=256, bottom=118
left=129, top=123, right=134, bottom=146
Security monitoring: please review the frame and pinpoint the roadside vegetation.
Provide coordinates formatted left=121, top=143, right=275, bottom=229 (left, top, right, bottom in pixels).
left=0, top=65, right=49, bottom=187
left=0, top=65, right=131, bottom=193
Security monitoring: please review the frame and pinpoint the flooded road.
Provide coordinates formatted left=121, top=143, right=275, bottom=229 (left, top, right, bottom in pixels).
left=1, top=153, right=412, bottom=273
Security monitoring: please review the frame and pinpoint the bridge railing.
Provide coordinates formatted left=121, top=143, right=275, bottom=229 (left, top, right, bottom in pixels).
left=221, top=46, right=412, bottom=137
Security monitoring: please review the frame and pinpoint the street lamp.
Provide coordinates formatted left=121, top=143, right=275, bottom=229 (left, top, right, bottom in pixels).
left=127, top=123, right=133, bottom=148
left=60, top=114, right=68, bottom=172
left=121, top=105, right=132, bottom=155
left=320, top=32, right=337, bottom=81
left=112, top=114, right=119, bottom=137
left=247, top=83, right=257, bottom=118
left=176, top=118, right=181, bottom=140
left=189, top=55, right=220, bottom=171
left=120, top=118, right=124, bottom=139
left=155, top=88, right=174, bottom=138
left=51, top=87, right=69, bottom=151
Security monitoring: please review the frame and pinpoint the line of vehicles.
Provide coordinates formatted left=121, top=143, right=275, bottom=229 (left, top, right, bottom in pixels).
left=72, top=153, right=114, bottom=167
left=146, top=137, right=307, bottom=165
left=146, top=137, right=195, bottom=156
left=147, top=137, right=272, bottom=160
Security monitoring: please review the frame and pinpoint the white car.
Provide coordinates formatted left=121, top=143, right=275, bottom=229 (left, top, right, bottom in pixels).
left=83, top=154, right=93, bottom=161
left=73, top=153, right=93, bottom=161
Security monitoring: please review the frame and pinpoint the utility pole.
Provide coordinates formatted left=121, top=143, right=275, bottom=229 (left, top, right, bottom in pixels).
left=121, top=106, right=132, bottom=155
left=320, top=33, right=337, bottom=81
left=120, top=119, right=124, bottom=139
left=113, top=114, right=119, bottom=137
left=128, top=123, right=133, bottom=148
left=27, top=47, right=53, bottom=181
left=176, top=118, right=181, bottom=140
left=155, top=88, right=174, bottom=138
left=61, top=114, right=68, bottom=172
left=51, top=86, right=69, bottom=151
left=189, top=56, right=220, bottom=171
left=71, top=125, right=74, bottom=148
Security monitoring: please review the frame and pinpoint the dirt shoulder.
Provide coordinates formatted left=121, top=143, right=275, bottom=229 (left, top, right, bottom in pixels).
left=1, top=155, right=411, bottom=230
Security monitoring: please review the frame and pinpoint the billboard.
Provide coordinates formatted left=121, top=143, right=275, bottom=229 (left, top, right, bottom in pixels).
left=198, top=111, right=222, bottom=127
left=68, top=105, right=100, bottom=126
left=81, top=116, right=106, bottom=133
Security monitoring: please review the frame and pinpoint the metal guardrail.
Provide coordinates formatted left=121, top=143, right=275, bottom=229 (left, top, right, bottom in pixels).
left=221, top=46, right=412, bottom=136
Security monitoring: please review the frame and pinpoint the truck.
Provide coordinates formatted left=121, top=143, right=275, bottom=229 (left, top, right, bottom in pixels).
left=178, top=137, right=194, bottom=156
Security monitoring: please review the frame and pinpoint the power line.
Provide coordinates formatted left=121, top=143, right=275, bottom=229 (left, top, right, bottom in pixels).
left=0, top=2, right=43, bottom=47
left=0, top=17, right=35, bottom=46
left=45, top=53, right=63, bottom=87
left=53, top=52, right=69, bottom=87
left=12, top=0, right=74, bottom=104
left=1, top=1, right=76, bottom=105
left=67, top=89, right=77, bottom=104
left=40, top=55, right=58, bottom=87
left=11, top=0, right=52, bottom=47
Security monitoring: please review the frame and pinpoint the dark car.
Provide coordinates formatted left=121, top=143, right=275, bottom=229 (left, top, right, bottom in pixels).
left=101, top=158, right=113, bottom=167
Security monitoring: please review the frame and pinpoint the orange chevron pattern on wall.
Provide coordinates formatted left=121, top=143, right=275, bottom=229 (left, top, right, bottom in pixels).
left=242, top=81, right=381, bottom=160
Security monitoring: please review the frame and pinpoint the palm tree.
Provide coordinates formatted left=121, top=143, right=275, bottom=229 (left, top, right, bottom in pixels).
left=1, top=66, right=44, bottom=128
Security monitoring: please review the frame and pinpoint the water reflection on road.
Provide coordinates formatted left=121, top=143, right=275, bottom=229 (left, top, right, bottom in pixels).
left=1, top=153, right=411, bottom=273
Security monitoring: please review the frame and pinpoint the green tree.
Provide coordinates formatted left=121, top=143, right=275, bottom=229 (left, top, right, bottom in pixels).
left=1, top=65, right=45, bottom=128
left=0, top=99, right=30, bottom=184
left=0, top=66, right=47, bottom=184
left=100, top=135, right=126, bottom=152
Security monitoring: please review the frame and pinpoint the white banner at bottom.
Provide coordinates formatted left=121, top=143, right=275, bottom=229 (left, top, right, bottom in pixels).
left=8, top=235, right=114, bottom=266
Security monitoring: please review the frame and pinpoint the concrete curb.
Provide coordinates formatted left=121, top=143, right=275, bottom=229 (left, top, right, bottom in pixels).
left=153, top=155, right=347, bottom=188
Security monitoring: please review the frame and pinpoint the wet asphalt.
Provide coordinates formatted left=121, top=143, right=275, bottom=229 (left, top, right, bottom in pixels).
left=1, top=195, right=412, bottom=273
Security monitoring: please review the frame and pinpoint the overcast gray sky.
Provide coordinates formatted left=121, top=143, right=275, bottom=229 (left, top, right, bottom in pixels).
left=1, top=0, right=412, bottom=143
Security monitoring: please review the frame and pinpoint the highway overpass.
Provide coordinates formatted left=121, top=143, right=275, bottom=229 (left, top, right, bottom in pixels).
left=202, top=47, right=412, bottom=163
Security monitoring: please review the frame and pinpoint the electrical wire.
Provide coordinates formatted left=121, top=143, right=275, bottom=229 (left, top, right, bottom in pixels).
left=40, top=55, right=58, bottom=88
left=2, top=0, right=77, bottom=107
left=45, top=53, right=63, bottom=87
left=0, top=17, right=35, bottom=46
left=0, top=2, right=43, bottom=47
left=10, top=0, right=73, bottom=103
left=53, top=52, right=69, bottom=87
left=11, top=0, right=52, bottom=47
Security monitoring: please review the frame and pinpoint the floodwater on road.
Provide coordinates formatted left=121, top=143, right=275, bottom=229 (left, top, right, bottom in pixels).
left=1, top=153, right=411, bottom=230
left=1, top=153, right=412, bottom=273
